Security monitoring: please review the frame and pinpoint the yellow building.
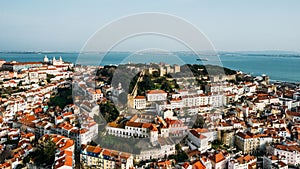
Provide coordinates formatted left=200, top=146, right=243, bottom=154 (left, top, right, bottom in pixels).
left=80, top=145, right=134, bottom=169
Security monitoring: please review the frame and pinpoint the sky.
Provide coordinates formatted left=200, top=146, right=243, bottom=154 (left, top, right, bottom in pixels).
left=0, top=0, right=300, bottom=52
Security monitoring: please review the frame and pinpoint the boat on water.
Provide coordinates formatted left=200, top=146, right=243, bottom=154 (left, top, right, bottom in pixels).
left=196, top=58, right=208, bottom=61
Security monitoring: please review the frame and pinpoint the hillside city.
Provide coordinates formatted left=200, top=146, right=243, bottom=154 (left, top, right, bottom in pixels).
left=0, top=56, right=300, bottom=169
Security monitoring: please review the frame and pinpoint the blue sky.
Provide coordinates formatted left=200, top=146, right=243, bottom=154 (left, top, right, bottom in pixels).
left=0, top=0, right=300, bottom=52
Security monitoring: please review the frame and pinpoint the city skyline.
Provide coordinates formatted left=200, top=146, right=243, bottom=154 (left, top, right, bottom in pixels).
left=1, top=1, right=300, bottom=169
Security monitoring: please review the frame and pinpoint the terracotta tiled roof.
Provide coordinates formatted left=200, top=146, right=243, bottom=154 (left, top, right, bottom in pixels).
left=286, top=111, right=300, bottom=117
left=134, top=96, right=145, bottom=99
left=86, top=145, right=95, bottom=153
left=236, top=132, right=252, bottom=139
left=209, top=152, right=225, bottom=163
left=271, top=156, right=278, bottom=160
left=95, top=89, right=102, bottom=94
left=126, top=121, right=143, bottom=128
left=150, top=124, right=158, bottom=131
left=193, top=160, right=206, bottom=169
left=142, top=123, right=152, bottom=128
left=102, top=149, right=112, bottom=157
left=147, top=89, right=167, bottom=94
left=5, top=61, right=42, bottom=65
left=194, top=128, right=209, bottom=133
left=120, top=152, right=131, bottom=159
left=190, top=129, right=207, bottom=139
left=182, top=162, right=190, bottom=169
left=243, top=155, right=255, bottom=162
left=278, top=161, right=287, bottom=167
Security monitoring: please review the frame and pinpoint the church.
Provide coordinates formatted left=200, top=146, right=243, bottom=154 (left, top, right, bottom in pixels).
left=43, top=55, right=74, bottom=68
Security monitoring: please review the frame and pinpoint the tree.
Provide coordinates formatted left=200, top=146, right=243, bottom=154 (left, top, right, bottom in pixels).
left=175, top=144, right=182, bottom=151
left=152, top=71, right=160, bottom=78
left=99, top=102, right=119, bottom=122
left=46, top=74, right=55, bottom=83
left=23, top=154, right=31, bottom=164
left=49, top=88, right=73, bottom=108
left=193, top=115, right=206, bottom=128
left=15, top=164, right=24, bottom=169
left=32, top=139, right=57, bottom=167
left=137, top=75, right=154, bottom=95
left=169, top=144, right=188, bottom=162
left=161, top=81, right=172, bottom=93
left=0, top=147, right=12, bottom=163
left=165, top=73, right=172, bottom=78
left=89, top=140, right=98, bottom=146
left=67, top=66, right=73, bottom=72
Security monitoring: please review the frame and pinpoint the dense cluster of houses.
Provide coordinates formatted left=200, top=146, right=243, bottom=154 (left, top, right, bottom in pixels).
left=89, top=63, right=300, bottom=168
left=1, top=59, right=300, bottom=169
left=0, top=57, right=98, bottom=168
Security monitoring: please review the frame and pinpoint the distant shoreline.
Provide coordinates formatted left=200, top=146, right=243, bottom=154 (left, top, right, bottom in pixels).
left=0, top=50, right=300, bottom=55
left=0, top=52, right=299, bottom=83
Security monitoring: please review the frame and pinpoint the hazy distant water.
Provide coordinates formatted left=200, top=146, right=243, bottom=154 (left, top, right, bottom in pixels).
left=0, top=52, right=299, bottom=82
left=220, top=54, right=300, bottom=83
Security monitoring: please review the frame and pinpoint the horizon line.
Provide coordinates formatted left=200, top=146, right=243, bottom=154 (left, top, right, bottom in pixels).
left=0, top=50, right=300, bottom=54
